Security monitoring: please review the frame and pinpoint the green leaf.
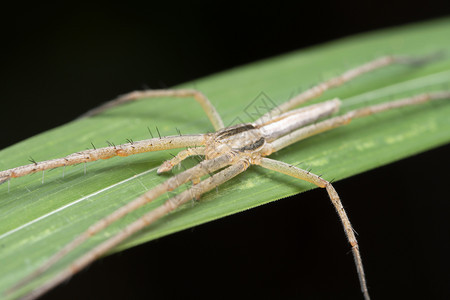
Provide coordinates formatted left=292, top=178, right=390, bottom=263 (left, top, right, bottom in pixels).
left=1, top=17, right=449, bottom=299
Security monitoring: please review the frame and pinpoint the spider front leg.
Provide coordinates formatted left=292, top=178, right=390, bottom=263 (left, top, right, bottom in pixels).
left=0, top=134, right=206, bottom=184
left=1, top=88, right=225, bottom=183
left=256, top=157, right=370, bottom=300
left=80, top=89, right=225, bottom=130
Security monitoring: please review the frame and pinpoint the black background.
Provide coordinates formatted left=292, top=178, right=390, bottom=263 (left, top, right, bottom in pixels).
left=1, top=2, right=450, bottom=300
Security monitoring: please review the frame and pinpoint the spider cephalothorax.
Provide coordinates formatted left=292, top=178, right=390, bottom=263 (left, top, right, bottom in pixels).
left=205, top=123, right=265, bottom=159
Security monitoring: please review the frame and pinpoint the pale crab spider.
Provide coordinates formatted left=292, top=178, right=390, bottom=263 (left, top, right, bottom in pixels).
left=2, top=55, right=450, bottom=300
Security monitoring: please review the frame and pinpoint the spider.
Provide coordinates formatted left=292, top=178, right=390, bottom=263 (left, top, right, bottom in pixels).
left=1, top=54, right=449, bottom=300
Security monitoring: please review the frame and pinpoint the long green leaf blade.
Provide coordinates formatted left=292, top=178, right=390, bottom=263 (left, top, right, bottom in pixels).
left=1, top=17, right=449, bottom=298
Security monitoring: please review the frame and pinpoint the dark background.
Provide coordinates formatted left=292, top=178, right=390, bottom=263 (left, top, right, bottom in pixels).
left=1, top=2, right=450, bottom=300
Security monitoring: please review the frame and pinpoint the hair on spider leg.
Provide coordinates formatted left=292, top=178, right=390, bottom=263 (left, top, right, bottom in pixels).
left=147, top=126, right=154, bottom=139
left=155, top=126, right=161, bottom=139
left=105, top=140, right=117, bottom=149
left=294, top=162, right=313, bottom=174
left=90, top=142, right=96, bottom=150
left=125, top=138, right=134, bottom=145
left=293, top=161, right=304, bottom=167
left=28, top=156, right=37, bottom=165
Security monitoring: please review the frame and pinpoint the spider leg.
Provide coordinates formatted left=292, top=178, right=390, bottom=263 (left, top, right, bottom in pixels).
left=256, top=157, right=370, bottom=300
left=0, top=134, right=206, bottom=184
left=269, top=91, right=450, bottom=153
left=18, top=159, right=249, bottom=300
left=256, top=98, right=340, bottom=141
left=8, top=153, right=234, bottom=296
left=256, top=54, right=441, bottom=122
left=157, top=147, right=205, bottom=174
left=79, top=89, right=225, bottom=130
